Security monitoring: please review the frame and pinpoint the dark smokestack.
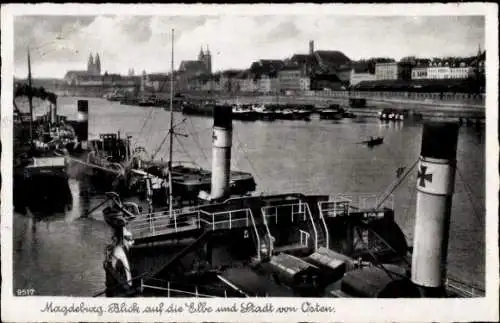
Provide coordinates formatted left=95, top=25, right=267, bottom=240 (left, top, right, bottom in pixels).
left=49, top=103, right=57, bottom=124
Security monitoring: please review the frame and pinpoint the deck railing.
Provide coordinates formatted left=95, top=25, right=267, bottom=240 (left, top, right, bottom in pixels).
left=127, top=207, right=200, bottom=238
left=318, top=198, right=351, bottom=218
left=260, top=208, right=275, bottom=256
left=336, top=193, right=394, bottom=211
left=246, top=208, right=262, bottom=260
left=141, top=279, right=230, bottom=298
left=261, top=202, right=306, bottom=224
left=198, top=208, right=251, bottom=231
left=316, top=202, right=330, bottom=248
left=304, top=202, right=319, bottom=251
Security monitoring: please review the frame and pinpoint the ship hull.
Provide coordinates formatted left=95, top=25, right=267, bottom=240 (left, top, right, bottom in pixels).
left=107, top=194, right=410, bottom=298
left=13, top=165, right=72, bottom=213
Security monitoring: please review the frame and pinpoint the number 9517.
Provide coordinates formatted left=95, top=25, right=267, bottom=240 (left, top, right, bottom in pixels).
left=16, top=289, right=35, bottom=296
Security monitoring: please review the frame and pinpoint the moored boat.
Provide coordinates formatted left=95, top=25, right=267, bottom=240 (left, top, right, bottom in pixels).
left=316, top=104, right=344, bottom=120
left=252, top=104, right=277, bottom=121
left=232, top=104, right=258, bottom=121
left=379, top=108, right=405, bottom=121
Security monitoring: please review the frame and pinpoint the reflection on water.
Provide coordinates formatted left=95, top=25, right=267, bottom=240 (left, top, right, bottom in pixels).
left=13, top=97, right=486, bottom=296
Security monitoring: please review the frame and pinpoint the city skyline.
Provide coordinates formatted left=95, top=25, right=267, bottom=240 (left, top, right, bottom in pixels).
left=14, top=14, right=485, bottom=78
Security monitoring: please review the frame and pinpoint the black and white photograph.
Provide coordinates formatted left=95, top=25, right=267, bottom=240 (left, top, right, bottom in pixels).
left=1, top=3, right=498, bottom=322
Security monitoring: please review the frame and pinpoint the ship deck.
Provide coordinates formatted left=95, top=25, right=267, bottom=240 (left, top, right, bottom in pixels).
left=116, top=192, right=485, bottom=299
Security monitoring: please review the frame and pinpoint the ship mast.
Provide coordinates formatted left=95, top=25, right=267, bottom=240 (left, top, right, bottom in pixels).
left=27, top=48, right=34, bottom=149
left=168, top=28, right=175, bottom=225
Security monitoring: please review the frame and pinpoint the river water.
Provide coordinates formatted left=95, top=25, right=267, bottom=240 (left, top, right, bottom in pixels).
left=13, top=97, right=485, bottom=296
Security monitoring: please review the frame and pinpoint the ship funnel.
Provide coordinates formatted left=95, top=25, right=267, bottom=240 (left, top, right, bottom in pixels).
left=50, top=102, right=58, bottom=124
left=411, top=122, right=459, bottom=297
left=75, top=100, right=89, bottom=150
left=210, top=105, right=233, bottom=200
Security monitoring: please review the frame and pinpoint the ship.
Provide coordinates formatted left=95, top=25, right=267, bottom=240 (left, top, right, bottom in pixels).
left=13, top=52, right=76, bottom=213
left=74, top=98, right=256, bottom=205
left=99, top=30, right=483, bottom=299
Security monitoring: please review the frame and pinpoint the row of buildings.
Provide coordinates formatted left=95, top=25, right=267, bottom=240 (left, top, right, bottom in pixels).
left=372, top=58, right=484, bottom=82
left=60, top=42, right=486, bottom=94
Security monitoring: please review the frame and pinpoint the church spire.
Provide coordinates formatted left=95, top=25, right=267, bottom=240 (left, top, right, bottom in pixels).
left=95, top=53, right=101, bottom=75
left=198, top=46, right=204, bottom=61
left=87, top=53, right=94, bottom=74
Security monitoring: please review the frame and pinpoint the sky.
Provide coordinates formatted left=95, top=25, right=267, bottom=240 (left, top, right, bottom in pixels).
left=13, top=15, right=485, bottom=78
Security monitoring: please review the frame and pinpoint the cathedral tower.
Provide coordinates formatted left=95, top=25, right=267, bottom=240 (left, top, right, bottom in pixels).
left=87, top=53, right=94, bottom=74
left=197, top=45, right=212, bottom=74
left=95, top=53, right=101, bottom=75
left=198, top=46, right=205, bottom=62
left=204, top=45, right=212, bottom=74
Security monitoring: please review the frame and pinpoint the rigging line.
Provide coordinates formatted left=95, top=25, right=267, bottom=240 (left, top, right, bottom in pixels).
left=231, top=141, right=245, bottom=173
left=353, top=227, right=398, bottom=282
left=13, top=100, right=22, bottom=114
left=400, top=184, right=417, bottom=240
left=184, top=121, right=213, bottom=137
left=456, top=165, right=482, bottom=203
left=151, top=128, right=172, bottom=161
left=366, top=225, right=411, bottom=266
left=233, top=127, right=263, bottom=183
left=82, top=197, right=112, bottom=218
left=456, top=166, right=483, bottom=223
left=137, top=106, right=156, bottom=139
left=186, top=117, right=210, bottom=166
left=376, top=158, right=419, bottom=209
left=174, top=135, right=202, bottom=169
